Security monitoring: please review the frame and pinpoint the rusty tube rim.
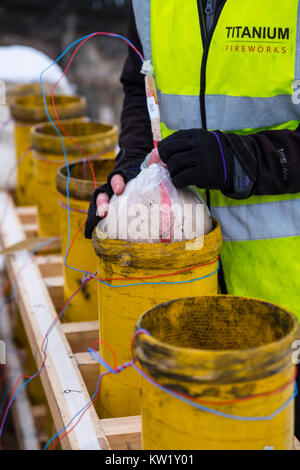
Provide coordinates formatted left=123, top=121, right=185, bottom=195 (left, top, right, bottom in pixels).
left=56, top=157, right=116, bottom=201
left=134, top=295, right=300, bottom=384
left=31, top=119, right=118, bottom=155
left=6, top=82, right=48, bottom=104
left=10, top=94, right=87, bottom=123
left=92, top=219, right=222, bottom=269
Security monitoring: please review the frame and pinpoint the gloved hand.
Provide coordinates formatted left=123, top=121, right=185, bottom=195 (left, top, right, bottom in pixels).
left=157, top=129, right=255, bottom=196
left=84, top=158, right=143, bottom=239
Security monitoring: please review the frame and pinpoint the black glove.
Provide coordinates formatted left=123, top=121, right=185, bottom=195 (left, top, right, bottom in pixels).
left=84, top=155, right=144, bottom=239
left=158, top=129, right=256, bottom=198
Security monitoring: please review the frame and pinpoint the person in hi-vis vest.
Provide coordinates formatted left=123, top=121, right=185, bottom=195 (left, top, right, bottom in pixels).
left=85, top=0, right=300, bottom=439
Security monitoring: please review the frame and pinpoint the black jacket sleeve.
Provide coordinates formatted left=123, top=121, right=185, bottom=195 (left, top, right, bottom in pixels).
left=227, top=124, right=300, bottom=197
left=84, top=3, right=153, bottom=239
left=113, top=1, right=153, bottom=174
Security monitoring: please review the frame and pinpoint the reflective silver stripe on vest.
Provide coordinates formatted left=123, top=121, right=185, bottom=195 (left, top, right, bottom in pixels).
left=211, top=199, right=300, bottom=242
left=154, top=92, right=300, bottom=131
left=157, top=90, right=202, bottom=130
left=206, top=94, right=300, bottom=131
left=150, top=90, right=300, bottom=131
left=132, top=0, right=152, bottom=61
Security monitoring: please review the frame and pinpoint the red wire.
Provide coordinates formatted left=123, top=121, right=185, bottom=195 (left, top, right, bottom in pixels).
left=49, top=371, right=110, bottom=450
left=0, top=239, right=77, bottom=446
left=65, top=221, right=86, bottom=260
left=96, top=257, right=219, bottom=282
left=91, top=340, right=117, bottom=370
left=1, top=32, right=144, bottom=446
left=0, top=36, right=95, bottom=439
left=0, top=373, right=31, bottom=435
left=49, top=341, right=118, bottom=450
left=1, top=281, right=85, bottom=444
left=135, top=363, right=298, bottom=407
left=50, top=32, right=144, bottom=190
left=51, top=35, right=97, bottom=188
left=3, top=34, right=220, bottom=448
left=41, top=283, right=83, bottom=355
left=48, top=341, right=118, bottom=449
left=0, top=236, right=61, bottom=446
left=1, top=33, right=145, bottom=444
left=129, top=330, right=298, bottom=405
left=49, top=345, right=298, bottom=450
left=51, top=32, right=197, bottom=279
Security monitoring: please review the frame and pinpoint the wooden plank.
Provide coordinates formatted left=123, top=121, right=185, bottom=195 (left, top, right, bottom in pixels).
left=16, top=206, right=37, bottom=224
left=32, top=405, right=47, bottom=435
left=35, top=255, right=63, bottom=278
left=75, top=352, right=99, bottom=394
left=22, top=223, right=38, bottom=237
left=44, top=276, right=64, bottom=311
left=62, top=322, right=98, bottom=354
left=294, top=437, right=300, bottom=450
left=73, top=352, right=142, bottom=449
left=100, top=416, right=142, bottom=450
left=0, top=192, right=110, bottom=450
left=0, top=268, right=40, bottom=450
left=73, top=352, right=141, bottom=449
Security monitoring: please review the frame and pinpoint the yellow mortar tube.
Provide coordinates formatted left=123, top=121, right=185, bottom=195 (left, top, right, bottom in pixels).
left=31, top=120, right=118, bottom=237
left=92, top=220, right=222, bottom=418
left=56, top=158, right=115, bottom=322
left=10, top=94, right=86, bottom=206
left=6, top=82, right=56, bottom=103
left=134, top=295, right=299, bottom=450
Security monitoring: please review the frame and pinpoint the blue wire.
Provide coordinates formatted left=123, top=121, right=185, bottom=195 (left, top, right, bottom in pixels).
left=86, top=342, right=298, bottom=422
left=0, top=286, right=83, bottom=438
left=0, top=389, right=9, bottom=417
left=131, top=363, right=298, bottom=422
left=88, top=348, right=115, bottom=373
left=43, top=371, right=110, bottom=450
left=44, top=282, right=85, bottom=340
left=0, top=353, right=26, bottom=417
left=95, top=262, right=219, bottom=288
left=40, top=33, right=219, bottom=448
left=0, top=245, right=83, bottom=439
left=40, top=32, right=214, bottom=290
left=0, top=368, right=41, bottom=437
left=0, top=238, right=58, bottom=435
left=40, top=32, right=143, bottom=281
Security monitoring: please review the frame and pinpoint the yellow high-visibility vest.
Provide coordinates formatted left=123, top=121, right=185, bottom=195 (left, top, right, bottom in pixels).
left=133, top=0, right=300, bottom=318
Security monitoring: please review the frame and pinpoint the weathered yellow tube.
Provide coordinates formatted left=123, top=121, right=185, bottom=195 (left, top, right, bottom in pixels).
left=10, top=94, right=86, bottom=205
left=134, top=295, right=299, bottom=450
left=6, top=82, right=58, bottom=103
left=31, top=120, right=118, bottom=237
left=92, top=220, right=222, bottom=418
left=56, top=158, right=115, bottom=322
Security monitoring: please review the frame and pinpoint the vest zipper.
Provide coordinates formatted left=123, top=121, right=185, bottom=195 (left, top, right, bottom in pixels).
left=205, top=0, right=217, bottom=33
left=197, top=0, right=207, bottom=45
left=197, top=0, right=226, bottom=129
left=197, top=1, right=228, bottom=295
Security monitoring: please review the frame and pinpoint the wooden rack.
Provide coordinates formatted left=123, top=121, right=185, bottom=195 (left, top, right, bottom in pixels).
left=0, top=191, right=141, bottom=450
